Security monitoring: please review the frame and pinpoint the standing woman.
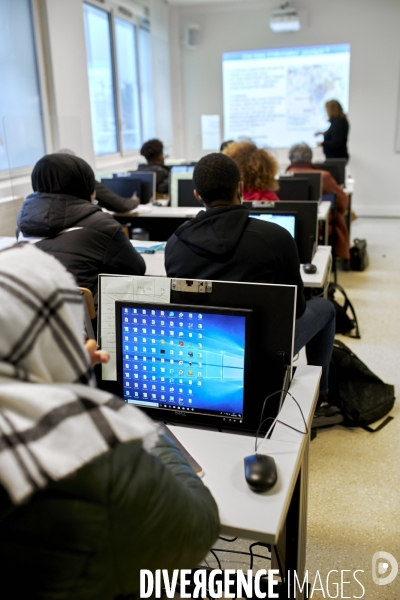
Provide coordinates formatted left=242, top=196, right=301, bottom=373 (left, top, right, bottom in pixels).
left=316, top=100, right=349, bottom=162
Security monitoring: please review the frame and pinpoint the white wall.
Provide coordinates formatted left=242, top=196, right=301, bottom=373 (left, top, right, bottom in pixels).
left=169, top=0, right=400, bottom=217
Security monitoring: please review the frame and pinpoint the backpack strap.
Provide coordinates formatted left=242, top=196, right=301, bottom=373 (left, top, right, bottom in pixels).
left=329, top=282, right=361, bottom=339
left=361, top=416, right=394, bottom=433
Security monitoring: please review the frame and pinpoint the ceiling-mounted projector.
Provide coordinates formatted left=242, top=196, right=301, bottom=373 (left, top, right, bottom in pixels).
left=269, top=2, right=301, bottom=32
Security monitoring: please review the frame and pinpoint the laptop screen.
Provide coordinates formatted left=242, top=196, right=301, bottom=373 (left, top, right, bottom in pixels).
left=249, top=213, right=297, bottom=238
left=117, top=302, right=251, bottom=421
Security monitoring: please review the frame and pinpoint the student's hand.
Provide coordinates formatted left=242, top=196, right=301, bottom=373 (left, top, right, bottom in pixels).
left=131, top=192, right=139, bottom=201
left=317, top=141, right=323, bottom=147
left=85, top=339, right=110, bottom=366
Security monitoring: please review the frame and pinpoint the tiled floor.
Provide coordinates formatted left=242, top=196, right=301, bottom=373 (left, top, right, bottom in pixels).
left=307, top=218, right=400, bottom=599
left=202, top=218, right=400, bottom=598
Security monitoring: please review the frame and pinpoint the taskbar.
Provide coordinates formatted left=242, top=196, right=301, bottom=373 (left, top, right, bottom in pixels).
left=125, top=398, right=243, bottom=422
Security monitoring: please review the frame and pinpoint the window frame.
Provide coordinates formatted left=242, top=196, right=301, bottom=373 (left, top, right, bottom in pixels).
left=84, top=0, right=151, bottom=165
left=0, top=0, right=51, bottom=181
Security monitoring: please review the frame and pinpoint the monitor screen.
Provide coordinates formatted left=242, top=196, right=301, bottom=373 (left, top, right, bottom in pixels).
left=249, top=213, right=296, bottom=238
left=116, top=302, right=251, bottom=421
left=178, top=179, right=197, bottom=207
left=171, top=165, right=195, bottom=174
left=101, top=177, right=141, bottom=199
left=277, top=177, right=309, bottom=201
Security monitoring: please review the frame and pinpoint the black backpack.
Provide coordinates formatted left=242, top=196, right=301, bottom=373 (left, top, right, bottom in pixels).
left=328, top=340, right=395, bottom=432
left=328, top=283, right=361, bottom=339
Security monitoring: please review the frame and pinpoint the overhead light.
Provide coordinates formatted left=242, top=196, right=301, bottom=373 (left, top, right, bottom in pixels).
left=269, top=2, right=301, bottom=33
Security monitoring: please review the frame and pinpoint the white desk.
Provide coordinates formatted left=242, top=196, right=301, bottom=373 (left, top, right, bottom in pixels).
left=170, top=364, right=320, bottom=599
left=135, top=243, right=332, bottom=289
left=0, top=236, right=16, bottom=251
left=118, top=202, right=330, bottom=223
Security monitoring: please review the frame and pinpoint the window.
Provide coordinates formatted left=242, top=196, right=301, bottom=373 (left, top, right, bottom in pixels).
left=114, top=17, right=141, bottom=151
left=83, top=2, right=155, bottom=157
left=0, top=0, right=45, bottom=172
left=83, top=3, right=118, bottom=156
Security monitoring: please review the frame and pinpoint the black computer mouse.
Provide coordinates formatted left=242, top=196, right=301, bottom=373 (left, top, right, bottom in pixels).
left=244, top=454, right=278, bottom=493
left=303, top=263, right=317, bottom=274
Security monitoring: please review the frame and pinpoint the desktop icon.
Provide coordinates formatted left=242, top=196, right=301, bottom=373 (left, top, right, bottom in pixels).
left=179, top=341, right=184, bottom=346
left=188, top=370, right=193, bottom=376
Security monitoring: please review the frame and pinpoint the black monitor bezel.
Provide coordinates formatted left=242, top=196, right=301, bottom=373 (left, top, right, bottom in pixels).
left=249, top=211, right=297, bottom=242
left=277, top=177, right=309, bottom=201
left=116, top=301, right=253, bottom=430
left=177, top=178, right=198, bottom=207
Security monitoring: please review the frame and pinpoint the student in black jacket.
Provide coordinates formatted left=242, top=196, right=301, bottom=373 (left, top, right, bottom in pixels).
left=165, top=153, right=341, bottom=426
left=17, top=154, right=145, bottom=302
left=137, top=138, right=170, bottom=194
left=58, top=148, right=139, bottom=213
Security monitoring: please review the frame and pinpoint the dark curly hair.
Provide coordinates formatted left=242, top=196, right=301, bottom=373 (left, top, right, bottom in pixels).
left=140, top=139, right=164, bottom=162
left=193, top=153, right=240, bottom=205
left=223, top=142, right=279, bottom=192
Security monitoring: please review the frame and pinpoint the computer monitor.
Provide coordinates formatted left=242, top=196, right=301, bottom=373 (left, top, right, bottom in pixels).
left=277, top=177, right=309, bottom=201
left=127, top=172, right=156, bottom=204
left=249, top=201, right=318, bottom=264
left=116, top=301, right=252, bottom=428
left=249, top=213, right=297, bottom=239
left=290, top=172, right=322, bottom=201
left=314, top=160, right=346, bottom=186
left=170, top=165, right=195, bottom=174
left=177, top=179, right=198, bottom=207
left=101, top=177, right=141, bottom=200
left=169, top=172, right=194, bottom=206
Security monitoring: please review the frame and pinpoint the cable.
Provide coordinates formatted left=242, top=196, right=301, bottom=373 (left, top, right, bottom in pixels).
left=255, top=389, right=308, bottom=453
left=218, top=536, right=238, bottom=542
left=211, top=548, right=271, bottom=563
left=209, top=549, right=222, bottom=569
left=249, top=542, right=271, bottom=570
left=262, top=390, right=308, bottom=445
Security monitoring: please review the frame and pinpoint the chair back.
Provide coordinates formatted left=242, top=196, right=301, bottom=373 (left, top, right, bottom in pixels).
left=79, top=287, right=96, bottom=339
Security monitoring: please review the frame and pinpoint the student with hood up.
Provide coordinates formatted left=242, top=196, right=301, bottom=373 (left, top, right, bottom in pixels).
left=0, top=243, right=220, bottom=599
left=17, top=153, right=145, bottom=302
left=165, top=153, right=342, bottom=428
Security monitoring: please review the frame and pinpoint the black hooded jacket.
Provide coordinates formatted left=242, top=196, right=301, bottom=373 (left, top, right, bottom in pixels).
left=165, top=204, right=306, bottom=318
left=17, top=154, right=145, bottom=299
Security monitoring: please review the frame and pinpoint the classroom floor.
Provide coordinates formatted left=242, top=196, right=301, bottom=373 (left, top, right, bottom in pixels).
left=201, top=218, right=400, bottom=598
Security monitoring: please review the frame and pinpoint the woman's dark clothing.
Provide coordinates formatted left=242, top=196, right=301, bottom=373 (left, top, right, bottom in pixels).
left=137, top=163, right=170, bottom=194
left=0, top=435, right=219, bottom=600
left=322, top=117, right=349, bottom=160
left=17, top=192, right=145, bottom=299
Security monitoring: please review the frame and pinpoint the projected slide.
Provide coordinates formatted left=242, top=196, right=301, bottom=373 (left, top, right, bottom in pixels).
left=222, top=44, right=350, bottom=148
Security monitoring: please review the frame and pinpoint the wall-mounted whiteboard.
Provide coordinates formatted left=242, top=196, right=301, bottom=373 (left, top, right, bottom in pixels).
left=222, top=44, right=351, bottom=148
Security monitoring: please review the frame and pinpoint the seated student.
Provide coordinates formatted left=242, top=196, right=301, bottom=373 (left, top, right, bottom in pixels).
left=222, top=141, right=280, bottom=201
left=137, top=138, right=170, bottom=194
left=286, top=143, right=350, bottom=261
left=165, top=153, right=341, bottom=426
left=58, top=148, right=139, bottom=213
left=0, top=243, right=219, bottom=599
left=17, top=153, right=145, bottom=302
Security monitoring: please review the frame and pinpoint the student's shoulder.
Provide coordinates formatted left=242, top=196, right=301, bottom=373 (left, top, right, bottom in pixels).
left=79, top=206, right=122, bottom=236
